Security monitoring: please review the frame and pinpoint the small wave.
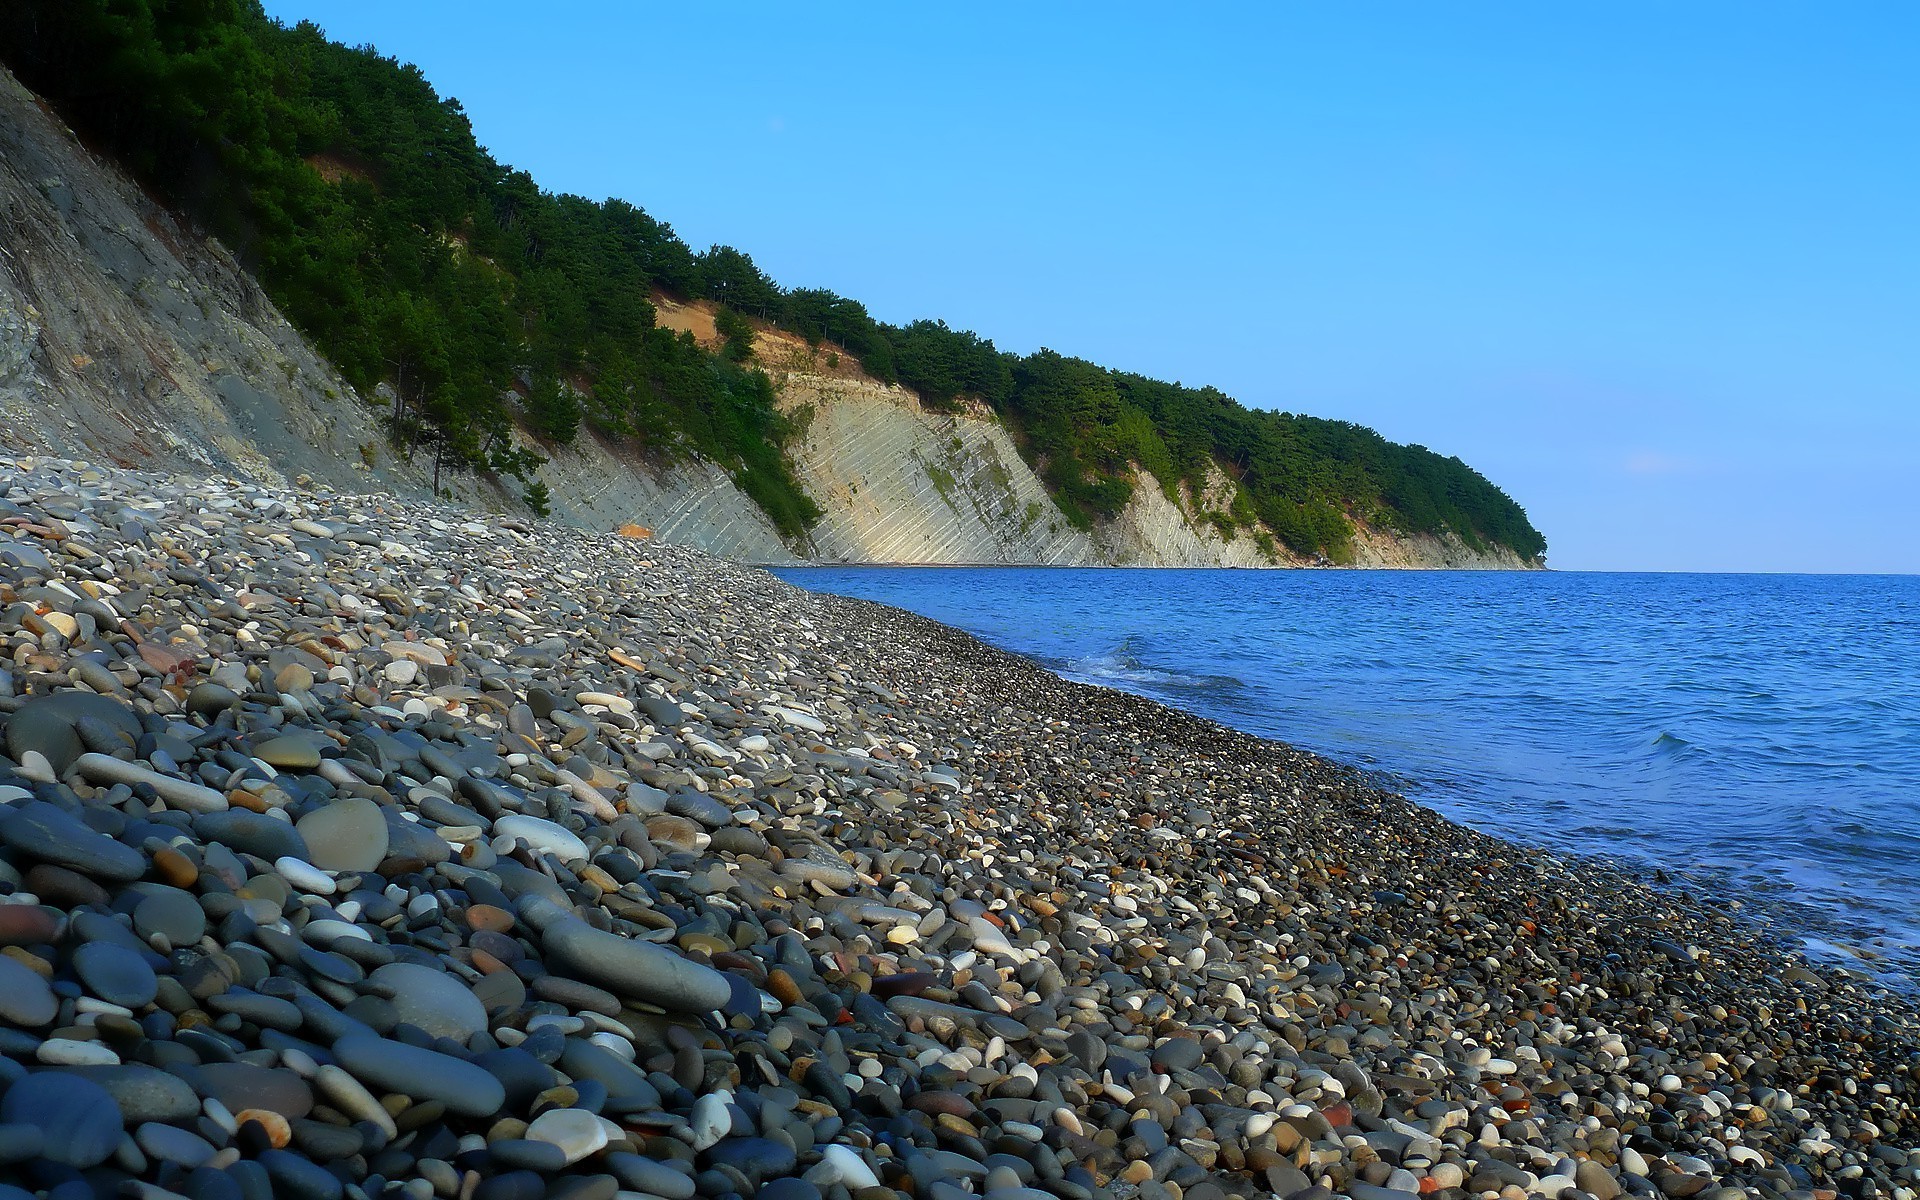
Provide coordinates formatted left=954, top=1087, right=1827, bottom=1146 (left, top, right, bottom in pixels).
left=1650, top=731, right=1692, bottom=752
left=1057, top=637, right=1243, bottom=695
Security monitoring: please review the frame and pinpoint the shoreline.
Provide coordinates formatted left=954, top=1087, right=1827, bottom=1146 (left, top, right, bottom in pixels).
left=1, top=457, right=1916, bottom=1200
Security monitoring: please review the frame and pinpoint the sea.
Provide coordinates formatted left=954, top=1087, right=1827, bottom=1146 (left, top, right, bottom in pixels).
left=774, top=567, right=1920, bottom=987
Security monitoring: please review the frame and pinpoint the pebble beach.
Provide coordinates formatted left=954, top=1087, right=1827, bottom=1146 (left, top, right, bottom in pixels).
left=0, top=456, right=1915, bottom=1200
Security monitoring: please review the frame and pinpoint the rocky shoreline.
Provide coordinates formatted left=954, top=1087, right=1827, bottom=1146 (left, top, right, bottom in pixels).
left=0, top=456, right=1913, bottom=1200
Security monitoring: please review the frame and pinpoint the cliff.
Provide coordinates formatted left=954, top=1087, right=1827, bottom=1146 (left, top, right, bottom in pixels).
left=0, top=62, right=1528, bottom=570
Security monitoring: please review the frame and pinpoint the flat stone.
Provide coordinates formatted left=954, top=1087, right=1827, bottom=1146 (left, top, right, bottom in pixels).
left=519, top=895, right=731, bottom=1014
left=73, top=753, right=228, bottom=812
left=607, top=1150, right=697, bottom=1199
left=0, top=905, right=63, bottom=946
left=525, top=1106, right=608, bottom=1164
left=331, top=1032, right=506, bottom=1117
left=134, top=886, right=207, bottom=945
left=494, top=813, right=588, bottom=862
left=0, top=1071, right=122, bottom=1167
left=254, top=735, right=322, bottom=770
left=191, top=1062, right=315, bottom=1120
left=136, top=1120, right=218, bottom=1167
left=4, top=690, right=141, bottom=772
left=0, top=800, right=146, bottom=881
left=259, top=1147, right=346, bottom=1200
left=74, top=940, right=159, bottom=1007
left=68, top=1064, right=200, bottom=1122
left=195, top=810, right=309, bottom=861
left=295, top=797, right=388, bottom=872
left=369, top=961, right=487, bottom=1041
left=488, top=1137, right=569, bottom=1172
left=705, top=1136, right=798, bottom=1185
left=0, top=954, right=57, bottom=1025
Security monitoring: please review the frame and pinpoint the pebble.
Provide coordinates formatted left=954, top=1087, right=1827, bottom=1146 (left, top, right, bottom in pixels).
left=331, top=1033, right=506, bottom=1117
left=368, top=961, right=487, bottom=1040
left=0, top=1071, right=122, bottom=1167
left=525, top=1106, right=609, bottom=1164
left=73, top=939, right=159, bottom=1007
left=0, top=954, right=57, bottom=1025
left=0, top=455, right=1912, bottom=1200
left=294, top=797, right=388, bottom=871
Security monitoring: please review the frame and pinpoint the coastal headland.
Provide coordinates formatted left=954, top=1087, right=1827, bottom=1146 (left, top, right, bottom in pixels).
left=0, top=455, right=1911, bottom=1200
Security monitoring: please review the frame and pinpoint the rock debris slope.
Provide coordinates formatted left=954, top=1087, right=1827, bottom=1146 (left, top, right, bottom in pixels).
left=0, top=455, right=1907, bottom=1200
left=0, top=59, right=1532, bottom=569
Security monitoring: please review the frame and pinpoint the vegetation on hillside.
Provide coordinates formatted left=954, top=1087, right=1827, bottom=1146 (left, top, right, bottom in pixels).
left=0, top=0, right=1544, bottom=560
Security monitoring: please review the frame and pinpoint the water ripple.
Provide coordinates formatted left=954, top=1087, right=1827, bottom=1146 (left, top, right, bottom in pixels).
left=777, top=567, right=1920, bottom=985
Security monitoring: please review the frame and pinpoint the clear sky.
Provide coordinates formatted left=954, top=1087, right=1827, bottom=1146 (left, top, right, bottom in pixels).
left=260, top=2, right=1918, bottom=571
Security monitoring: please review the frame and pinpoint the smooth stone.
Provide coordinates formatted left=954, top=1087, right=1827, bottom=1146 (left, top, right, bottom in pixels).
left=606, top=1151, right=697, bottom=1199
left=518, top=895, right=730, bottom=1014
left=37, top=1037, right=121, bottom=1066
left=136, top=1121, right=217, bottom=1167
left=0, top=1070, right=122, bottom=1167
left=690, top=1090, right=731, bottom=1150
left=274, top=855, right=337, bottom=895
left=820, top=1144, right=882, bottom=1190
left=195, top=810, right=309, bottom=861
left=5, top=691, right=141, bottom=773
left=69, top=1063, right=200, bottom=1122
left=705, top=1137, right=798, bottom=1185
left=489, top=1137, right=569, bottom=1172
left=253, top=736, right=322, bottom=770
left=192, top=1062, right=316, bottom=1119
left=134, top=887, right=208, bottom=945
left=757, top=1178, right=822, bottom=1200
left=186, top=683, right=241, bottom=717
left=526, top=1106, right=609, bottom=1165
left=74, top=940, right=160, bottom=1007
left=73, top=753, right=228, bottom=812
left=369, top=962, right=487, bottom=1041
left=0, top=800, right=146, bottom=881
left=295, top=797, right=389, bottom=872
left=0, top=905, right=63, bottom=947
left=494, top=814, right=589, bottom=862
left=0, top=1124, right=45, bottom=1164
left=0, top=954, right=58, bottom=1025
left=474, top=1171, right=545, bottom=1200
left=258, top=1147, right=346, bottom=1200
left=331, top=1032, right=506, bottom=1117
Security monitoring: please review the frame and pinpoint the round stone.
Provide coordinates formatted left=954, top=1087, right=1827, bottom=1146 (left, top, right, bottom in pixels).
left=133, top=887, right=207, bottom=945
left=0, top=1071, right=123, bottom=1167
left=0, top=955, right=57, bottom=1025
left=253, top=736, right=321, bottom=770
left=294, top=797, right=389, bottom=872
left=136, top=1120, right=217, bottom=1167
left=4, top=691, right=142, bottom=773
left=73, top=940, right=159, bottom=1008
left=0, top=905, right=63, bottom=947
left=525, top=1106, right=607, bottom=1165
left=369, top=962, right=487, bottom=1041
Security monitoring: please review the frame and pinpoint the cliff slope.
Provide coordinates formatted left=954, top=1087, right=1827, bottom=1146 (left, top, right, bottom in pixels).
left=0, top=60, right=1529, bottom=569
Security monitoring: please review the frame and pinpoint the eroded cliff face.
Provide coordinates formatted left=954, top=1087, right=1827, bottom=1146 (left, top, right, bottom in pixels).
left=773, top=375, right=1097, bottom=565
left=0, top=68, right=404, bottom=492
left=0, top=63, right=1532, bottom=570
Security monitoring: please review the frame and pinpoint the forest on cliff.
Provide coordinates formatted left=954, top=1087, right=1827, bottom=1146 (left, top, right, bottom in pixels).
left=0, top=0, right=1545, bottom=561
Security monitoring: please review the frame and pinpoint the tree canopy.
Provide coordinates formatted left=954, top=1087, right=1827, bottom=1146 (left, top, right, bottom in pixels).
left=0, top=0, right=1543, bottom=561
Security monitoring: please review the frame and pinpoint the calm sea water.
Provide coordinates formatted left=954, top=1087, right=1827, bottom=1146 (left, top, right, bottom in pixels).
left=775, top=567, right=1920, bottom=984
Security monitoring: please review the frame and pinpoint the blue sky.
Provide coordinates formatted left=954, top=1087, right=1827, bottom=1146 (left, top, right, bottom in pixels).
left=261, top=3, right=1918, bottom=571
